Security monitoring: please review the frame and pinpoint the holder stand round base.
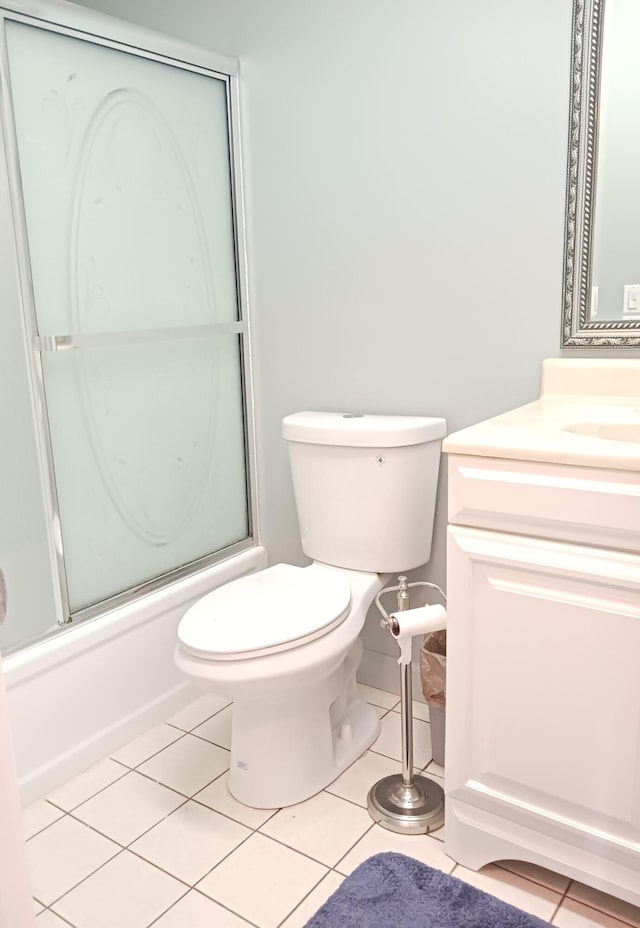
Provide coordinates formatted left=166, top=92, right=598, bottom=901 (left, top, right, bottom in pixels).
left=367, top=773, right=444, bottom=834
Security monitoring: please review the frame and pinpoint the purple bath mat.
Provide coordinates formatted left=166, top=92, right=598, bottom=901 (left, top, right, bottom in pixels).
left=305, top=853, right=551, bottom=927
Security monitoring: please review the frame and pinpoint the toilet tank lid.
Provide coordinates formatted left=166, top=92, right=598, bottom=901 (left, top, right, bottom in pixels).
left=282, top=412, right=447, bottom=447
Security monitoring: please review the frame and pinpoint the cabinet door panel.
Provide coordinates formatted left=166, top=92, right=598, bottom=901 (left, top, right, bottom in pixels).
left=446, top=526, right=640, bottom=847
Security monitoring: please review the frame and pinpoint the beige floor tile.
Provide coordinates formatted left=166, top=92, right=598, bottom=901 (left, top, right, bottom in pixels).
left=194, top=773, right=278, bottom=829
left=72, top=770, right=185, bottom=845
left=27, top=815, right=119, bottom=905
left=23, top=800, right=64, bottom=839
left=424, top=758, right=445, bottom=777
left=336, top=824, right=454, bottom=877
left=166, top=693, right=232, bottom=732
left=453, top=862, right=561, bottom=922
left=370, top=711, right=433, bottom=767
left=32, top=683, right=593, bottom=928
left=567, top=883, right=640, bottom=927
left=392, top=700, right=431, bottom=722
left=197, top=833, right=327, bottom=928
left=153, top=889, right=253, bottom=927
left=35, top=911, right=70, bottom=925
left=47, top=758, right=127, bottom=811
left=110, top=723, right=184, bottom=768
left=260, top=790, right=372, bottom=867
left=281, top=871, right=345, bottom=928
left=138, top=733, right=230, bottom=797
left=52, top=850, right=186, bottom=928
left=192, top=705, right=233, bottom=749
left=131, top=800, right=251, bottom=885
left=496, top=859, right=571, bottom=894
left=356, top=683, right=399, bottom=709
left=553, top=897, right=634, bottom=927
left=325, top=750, right=405, bottom=807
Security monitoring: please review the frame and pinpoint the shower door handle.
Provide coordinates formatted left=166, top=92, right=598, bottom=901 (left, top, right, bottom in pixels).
left=34, top=321, right=246, bottom=353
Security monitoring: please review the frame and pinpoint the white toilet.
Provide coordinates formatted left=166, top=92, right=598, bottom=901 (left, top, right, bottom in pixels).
left=175, top=411, right=446, bottom=808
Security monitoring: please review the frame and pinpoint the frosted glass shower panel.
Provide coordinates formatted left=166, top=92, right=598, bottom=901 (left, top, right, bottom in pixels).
left=5, top=20, right=250, bottom=614
left=41, top=336, right=248, bottom=611
left=5, top=21, right=239, bottom=335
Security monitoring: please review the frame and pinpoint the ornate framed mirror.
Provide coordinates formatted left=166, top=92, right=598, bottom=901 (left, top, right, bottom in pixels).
left=562, top=0, right=640, bottom=347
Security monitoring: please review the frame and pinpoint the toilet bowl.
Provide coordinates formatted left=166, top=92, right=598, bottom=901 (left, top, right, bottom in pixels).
left=176, top=562, right=388, bottom=808
left=176, top=411, right=446, bottom=808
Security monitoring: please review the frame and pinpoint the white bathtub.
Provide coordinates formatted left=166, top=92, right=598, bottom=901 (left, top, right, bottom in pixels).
left=4, top=546, right=267, bottom=805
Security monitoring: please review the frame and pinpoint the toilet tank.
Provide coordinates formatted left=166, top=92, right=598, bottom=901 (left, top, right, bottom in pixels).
left=282, top=412, right=447, bottom=573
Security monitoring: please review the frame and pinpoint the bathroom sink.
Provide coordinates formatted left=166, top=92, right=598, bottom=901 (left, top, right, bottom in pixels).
left=444, top=360, right=640, bottom=469
left=563, top=421, right=640, bottom=443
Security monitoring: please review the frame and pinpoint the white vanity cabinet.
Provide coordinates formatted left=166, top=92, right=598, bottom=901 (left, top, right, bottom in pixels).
left=443, top=360, right=640, bottom=909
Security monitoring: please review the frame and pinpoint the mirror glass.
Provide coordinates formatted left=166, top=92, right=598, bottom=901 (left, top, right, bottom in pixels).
left=562, top=0, right=640, bottom=347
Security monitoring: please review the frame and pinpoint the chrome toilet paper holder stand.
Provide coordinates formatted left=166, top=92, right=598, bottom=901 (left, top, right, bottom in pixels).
left=367, top=575, right=447, bottom=834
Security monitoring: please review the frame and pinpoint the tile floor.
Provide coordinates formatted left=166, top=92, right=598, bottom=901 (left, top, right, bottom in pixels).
left=23, top=684, right=640, bottom=928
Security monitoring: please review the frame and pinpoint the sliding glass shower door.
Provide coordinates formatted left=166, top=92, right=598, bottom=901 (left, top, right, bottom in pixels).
left=1, top=13, right=253, bottom=629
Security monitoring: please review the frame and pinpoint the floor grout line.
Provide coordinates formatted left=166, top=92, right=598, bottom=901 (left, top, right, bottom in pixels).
left=38, top=907, right=77, bottom=927
left=46, top=763, right=131, bottom=816
left=142, top=886, right=192, bottom=928
left=548, top=881, right=572, bottom=925
left=110, top=728, right=190, bottom=772
left=558, top=890, right=640, bottom=928
left=145, top=885, right=260, bottom=928
left=28, top=691, right=640, bottom=928
left=164, top=701, right=232, bottom=735
left=124, top=822, right=255, bottom=892
left=274, top=868, right=336, bottom=928
left=45, top=845, right=124, bottom=912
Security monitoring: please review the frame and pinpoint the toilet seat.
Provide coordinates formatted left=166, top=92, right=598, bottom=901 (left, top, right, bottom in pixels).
left=177, top=563, right=352, bottom=661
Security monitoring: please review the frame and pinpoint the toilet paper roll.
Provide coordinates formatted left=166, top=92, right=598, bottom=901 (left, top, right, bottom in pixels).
left=389, top=604, right=447, bottom=665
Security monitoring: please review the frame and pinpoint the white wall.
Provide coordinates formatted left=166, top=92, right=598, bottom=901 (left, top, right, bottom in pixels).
left=71, top=0, right=577, bottom=680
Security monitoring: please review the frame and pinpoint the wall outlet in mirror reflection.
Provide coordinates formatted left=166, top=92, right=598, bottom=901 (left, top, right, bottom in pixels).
left=622, top=284, right=640, bottom=318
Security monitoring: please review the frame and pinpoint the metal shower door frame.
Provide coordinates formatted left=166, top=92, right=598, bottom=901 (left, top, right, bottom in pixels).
left=0, top=0, right=259, bottom=629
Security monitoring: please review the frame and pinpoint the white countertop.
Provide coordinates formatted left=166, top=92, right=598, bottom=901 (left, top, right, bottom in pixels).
left=443, top=359, right=640, bottom=472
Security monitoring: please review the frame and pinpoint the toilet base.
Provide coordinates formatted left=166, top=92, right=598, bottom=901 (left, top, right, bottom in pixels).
left=228, top=694, right=380, bottom=809
left=174, top=565, right=389, bottom=808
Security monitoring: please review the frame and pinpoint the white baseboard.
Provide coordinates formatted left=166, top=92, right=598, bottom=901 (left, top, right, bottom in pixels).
left=19, top=682, right=197, bottom=805
left=5, top=547, right=267, bottom=805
